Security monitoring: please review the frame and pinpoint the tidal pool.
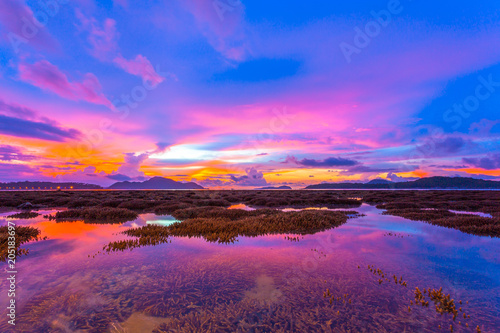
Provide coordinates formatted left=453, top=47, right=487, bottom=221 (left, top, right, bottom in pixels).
left=1, top=204, right=499, bottom=332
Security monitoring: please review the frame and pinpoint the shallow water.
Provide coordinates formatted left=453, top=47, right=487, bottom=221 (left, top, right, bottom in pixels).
left=421, top=208, right=493, bottom=218
left=1, top=204, right=499, bottom=332
left=135, top=214, right=181, bottom=227
left=228, top=203, right=354, bottom=213
left=449, top=210, right=493, bottom=218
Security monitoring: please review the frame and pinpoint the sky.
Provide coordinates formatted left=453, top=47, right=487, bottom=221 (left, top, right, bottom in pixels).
left=0, top=0, right=499, bottom=188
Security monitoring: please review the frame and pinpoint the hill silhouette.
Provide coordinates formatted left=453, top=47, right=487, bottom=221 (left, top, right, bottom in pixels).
left=108, top=177, right=204, bottom=190
left=305, top=177, right=500, bottom=190
left=0, top=181, right=102, bottom=190
left=258, top=186, right=292, bottom=190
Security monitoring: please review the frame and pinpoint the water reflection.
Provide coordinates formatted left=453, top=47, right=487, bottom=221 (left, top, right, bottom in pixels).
left=0, top=204, right=498, bottom=332
left=227, top=203, right=255, bottom=211
left=228, top=203, right=354, bottom=213
left=422, top=208, right=493, bottom=218
left=127, top=213, right=181, bottom=227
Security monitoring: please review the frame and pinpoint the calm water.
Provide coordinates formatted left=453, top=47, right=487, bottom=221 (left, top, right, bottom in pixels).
left=1, top=204, right=499, bottom=332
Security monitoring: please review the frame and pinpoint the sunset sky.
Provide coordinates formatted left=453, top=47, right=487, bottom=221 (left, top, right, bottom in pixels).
left=0, top=0, right=499, bottom=188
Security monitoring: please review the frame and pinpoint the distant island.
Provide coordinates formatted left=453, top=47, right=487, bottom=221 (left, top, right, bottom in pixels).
left=0, top=177, right=204, bottom=190
left=257, top=186, right=292, bottom=190
left=108, top=177, right=204, bottom=190
left=3, top=176, right=499, bottom=191
left=305, top=176, right=500, bottom=190
left=0, top=181, right=102, bottom=190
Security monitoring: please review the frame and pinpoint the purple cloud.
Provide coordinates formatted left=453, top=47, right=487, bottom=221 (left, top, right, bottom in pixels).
left=0, top=0, right=59, bottom=52
left=463, top=154, right=500, bottom=170
left=0, top=145, right=35, bottom=161
left=230, top=167, right=268, bottom=186
left=0, top=114, right=81, bottom=142
left=0, top=99, right=36, bottom=119
left=113, top=54, right=164, bottom=86
left=297, top=157, right=359, bottom=167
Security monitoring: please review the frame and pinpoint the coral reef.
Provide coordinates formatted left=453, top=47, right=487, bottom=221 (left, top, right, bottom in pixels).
left=45, top=207, right=138, bottom=224
left=5, top=211, right=40, bottom=219
left=0, top=225, right=40, bottom=261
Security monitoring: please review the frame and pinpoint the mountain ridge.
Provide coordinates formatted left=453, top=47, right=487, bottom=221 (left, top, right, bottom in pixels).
left=257, top=185, right=293, bottom=190
left=305, top=176, right=500, bottom=189
left=107, top=176, right=204, bottom=190
left=0, top=181, right=102, bottom=190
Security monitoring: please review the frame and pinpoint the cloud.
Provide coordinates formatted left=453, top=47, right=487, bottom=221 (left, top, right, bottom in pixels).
left=0, top=99, right=81, bottom=142
left=230, top=167, right=268, bottom=186
left=0, top=145, right=35, bottom=161
left=18, top=60, right=113, bottom=108
left=179, top=0, right=248, bottom=61
left=110, top=153, right=149, bottom=180
left=416, top=136, right=467, bottom=156
left=0, top=163, right=36, bottom=181
left=76, top=10, right=165, bottom=84
left=0, top=99, right=36, bottom=119
left=463, top=154, right=500, bottom=170
left=75, top=10, right=119, bottom=60
left=52, top=154, right=150, bottom=186
left=0, top=98, right=60, bottom=125
left=113, top=54, right=164, bottom=86
left=296, top=157, right=359, bottom=167
left=387, top=172, right=419, bottom=182
left=347, top=165, right=396, bottom=173
left=151, top=142, right=171, bottom=154
left=434, top=137, right=466, bottom=154
left=196, top=178, right=229, bottom=188
left=54, top=166, right=107, bottom=184
left=0, top=114, right=81, bottom=142
left=0, top=0, right=59, bottom=52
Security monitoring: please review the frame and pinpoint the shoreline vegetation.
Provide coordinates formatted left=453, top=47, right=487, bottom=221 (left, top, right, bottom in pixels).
left=6, top=211, right=40, bottom=219
left=103, top=209, right=360, bottom=252
left=44, top=207, right=138, bottom=224
left=0, top=191, right=498, bottom=255
left=2, top=176, right=500, bottom=191
left=0, top=226, right=41, bottom=262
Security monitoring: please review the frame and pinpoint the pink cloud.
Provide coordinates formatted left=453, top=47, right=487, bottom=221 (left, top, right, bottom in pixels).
left=113, top=54, right=164, bottom=86
left=0, top=0, right=59, bottom=52
left=75, top=9, right=119, bottom=61
left=18, top=60, right=113, bottom=109
left=76, top=10, right=166, bottom=83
